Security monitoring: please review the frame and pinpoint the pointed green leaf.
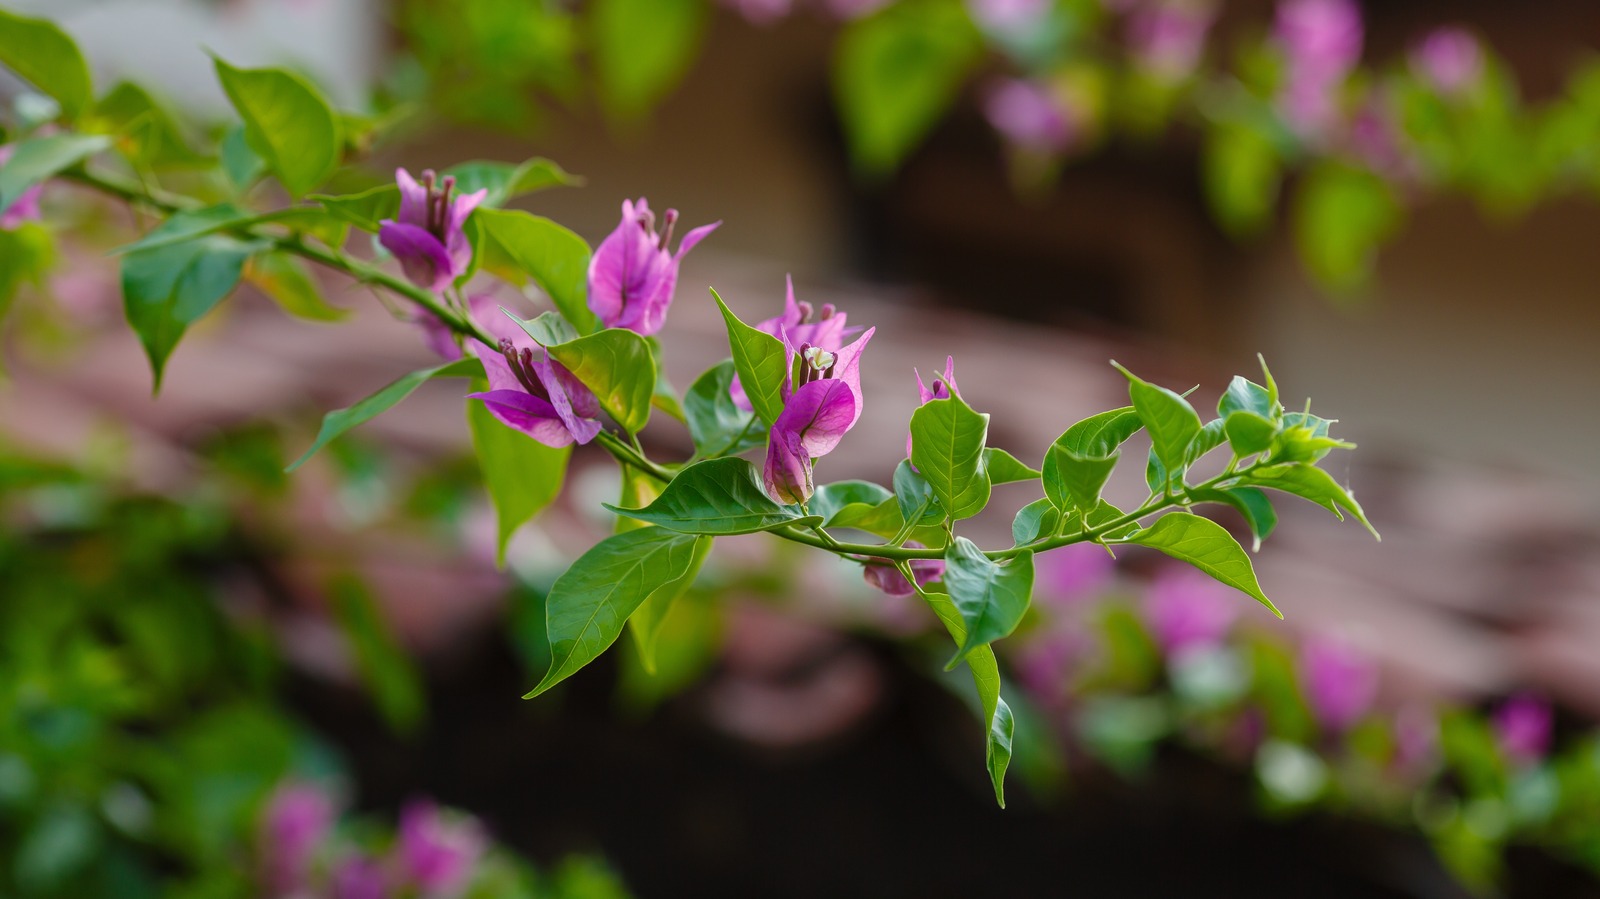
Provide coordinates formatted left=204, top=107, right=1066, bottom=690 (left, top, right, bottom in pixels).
left=1240, top=463, right=1379, bottom=540
left=1012, top=497, right=1060, bottom=546
left=1043, top=444, right=1118, bottom=515
left=1188, top=485, right=1278, bottom=551
left=1219, top=375, right=1277, bottom=420
left=710, top=288, right=787, bottom=426
left=287, top=357, right=483, bottom=471
left=809, top=480, right=894, bottom=526
left=685, top=359, right=764, bottom=458
left=1121, top=513, right=1282, bottom=617
left=213, top=57, right=341, bottom=197
left=514, top=310, right=579, bottom=347
left=467, top=391, right=571, bottom=566
left=0, top=9, right=93, bottom=121
left=543, top=327, right=655, bottom=434
left=983, top=447, right=1041, bottom=484
left=93, top=81, right=205, bottom=169
left=1224, top=410, right=1278, bottom=457
left=220, top=124, right=265, bottom=191
left=310, top=183, right=399, bottom=233
left=121, top=213, right=265, bottom=391
left=909, top=393, right=991, bottom=521
left=1115, top=363, right=1202, bottom=488
left=527, top=527, right=702, bottom=696
left=916, top=582, right=1013, bottom=807
left=893, top=458, right=943, bottom=528
left=444, top=157, right=579, bottom=207
left=1053, top=406, right=1143, bottom=456
left=628, top=534, right=712, bottom=675
left=245, top=251, right=348, bottom=322
left=943, top=536, right=1034, bottom=667
left=475, top=208, right=597, bottom=333
left=0, top=133, right=110, bottom=210
left=607, top=457, right=822, bottom=534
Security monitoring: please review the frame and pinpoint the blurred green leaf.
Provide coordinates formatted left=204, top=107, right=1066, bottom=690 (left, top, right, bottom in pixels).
left=475, top=208, right=597, bottom=332
left=0, top=9, right=93, bottom=121
left=0, top=133, right=110, bottom=210
left=468, top=388, right=571, bottom=566
left=1294, top=163, right=1403, bottom=293
left=329, top=574, right=425, bottom=734
left=214, top=57, right=342, bottom=197
left=245, top=251, right=348, bottom=322
left=590, top=0, right=706, bottom=121
left=287, top=357, right=483, bottom=471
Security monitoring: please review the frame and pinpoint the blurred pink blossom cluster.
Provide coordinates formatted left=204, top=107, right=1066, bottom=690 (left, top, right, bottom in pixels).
left=1271, top=0, right=1364, bottom=143
left=259, top=783, right=488, bottom=899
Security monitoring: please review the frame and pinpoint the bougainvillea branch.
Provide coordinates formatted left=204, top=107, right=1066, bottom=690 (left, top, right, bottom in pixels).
left=0, top=10, right=1379, bottom=808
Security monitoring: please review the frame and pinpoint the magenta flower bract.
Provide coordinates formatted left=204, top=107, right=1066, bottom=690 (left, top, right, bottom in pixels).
left=863, top=542, right=944, bottom=596
left=905, top=355, right=957, bottom=460
left=984, top=79, right=1076, bottom=155
left=259, top=781, right=336, bottom=894
left=1412, top=27, right=1483, bottom=96
left=587, top=198, right=718, bottom=336
left=468, top=303, right=602, bottom=447
left=1300, top=635, right=1378, bottom=733
left=1493, top=694, right=1553, bottom=766
left=1127, top=1, right=1217, bottom=82
left=732, top=276, right=856, bottom=414
left=1272, top=0, right=1364, bottom=141
left=1143, top=565, right=1240, bottom=657
left=332, top=854, right=389, bottom=899
left=0, top=143, right=44, bottom=231
left=378, top=168, right=487, bottom=293
left=762, top=326, right=874, bottom=504
left=395, top=799, right=487, bottom=895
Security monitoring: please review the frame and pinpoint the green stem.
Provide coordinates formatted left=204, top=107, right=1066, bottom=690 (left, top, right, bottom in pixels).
left=64, top=167, right=494, bottom=347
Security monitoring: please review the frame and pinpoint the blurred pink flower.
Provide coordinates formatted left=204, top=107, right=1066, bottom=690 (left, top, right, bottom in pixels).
left=1143, top=566, right=1240, bottom=657
left=722, top=0, right=794, bottom=26
left=1272, top=0, right=1364, bottom=141
left=333, top=854, right=389, bottom=899
left=1393, top=704, right=1438, bottom=772
left=395, top=799, right=487, bottom=895
left=1300, top=635, right=1378, bottom=733
left=1347, top=93, right=1416, bottom=183
left=259, top=781, right=336, bottom=894
left=1411, top=27, right=1482, bottom=96
left=1127, top=0, right=1217, bottom=81
left=862, top=542, right=944, bottom=596
left=1034, top=543, right=1114, bottom=608
left=984, top=78, right=1077, bottom=155
left=967, top=0, right=1051, bottom=35
left=0, top=143, right=44, bottom=231
left=1492, top=694, right=1552, bottom=766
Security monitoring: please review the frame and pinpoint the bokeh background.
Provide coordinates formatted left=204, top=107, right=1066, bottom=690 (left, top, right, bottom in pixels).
left=3, top=0, right=1600, bottom=896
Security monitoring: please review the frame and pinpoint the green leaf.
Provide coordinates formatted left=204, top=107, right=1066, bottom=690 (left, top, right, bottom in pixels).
left=0, top=9, right=93, bottom=121
left=514, top=309, right=579, bottom=347
left=1052, top=406, right=1143, bottom=456
left=1043, top=444, right=1117, bottom=515
left=983, top=447, right=1040, bottom=484
left=943, top=537, right=1035, bottom=667
left=833, top=0, right=981, bottom=175
left=527, top=527, right=703, bottom=696
left=590, top=0, right=707, bottom=121
left=328, top=573, right=425, bottom=734
left=264, top=207, right=349, bottom=249
left=109, top=202, right=255, bottom=256
left=1240, top=463, right=1379, bottom=540
left=628, top=534, right=712, bottom=675
left=543, top=327, right=656, bottom=434
left=916, top=583, right=1013, bottom=807
left=245, top=251, right=348, bottom=322
left=0, top=222, right=54, bottom=322
left=909, top=393, right=992, bottom=521
left=93, top=81, right=205, bottom=168
left=220, top=124, right=265, bottom=191
left=310, top=183, right=398, bottom=233
left=444, top=157, right=579, bottom=207
left=286, top=357, right=483, bottom=471
left=468, top=390, right=571, bottom=566
left=1294, top=163, right=1403, bottom=293
left=685, top=359, right=763, bottom=458
left=1115, top=363, right=1202, bottom=490
left=1012, top=497, right=1060, bottom=546
left=1203, top=123, right=1280, bottom=237
left=475, top=208, right=597, bottom=333
left=828, top=497, right=907, bottom=539
left=649, top=341, right=685, bottom=423
left=1121, top=513, right=1281, bottom=617
left=0, top=133, right=110, bottom=210
left=213, top=57, right=341, bottom=197
left=1188, top=486, right=1277, bottom=551
left=810, top=480, right=894, bottom=526
left=1224, top=410, right=1278, bottom=457
left=710, top=288, right=787, bottom=426
left=121, top=212, right=265, bottom=390
left=893, top=458, right=943, bottom=527
left=1189, top=417, right=1229, bottom=465
left=1219, top=375, right=1277, bottom=420
left=607, top=457, right=822, bottom=534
